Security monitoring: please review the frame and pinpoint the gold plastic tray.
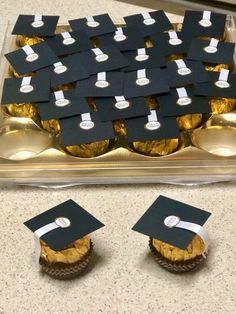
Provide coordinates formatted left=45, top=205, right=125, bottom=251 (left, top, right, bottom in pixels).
left=0, top=18, right=236, bottom=187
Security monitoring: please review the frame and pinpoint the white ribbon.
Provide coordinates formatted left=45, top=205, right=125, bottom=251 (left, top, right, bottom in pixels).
left=92, top=48, right=104, bottom=56
left=34, top=15, right=43, bottom=22
left=137, top=69, right=146, bottom=79
left=21, top=76, right=32, bottom=87
left=115, top=96, right=126, bottom=102
left=115, top=27, right=124, bottom=35
left=86, top=16, right=95, bottom=23
left=81, top=112, right=92, bottom=122
left=148, top=110, right=158, bottom=123
left=209, top=38, right=219, bottom=48
left=168, top=31, right=178, bottom=39
left=219, top=69, right=229, bottom=82
left=142, top=12, right=152, bottom=20
left=176, top=87, right=188, bottom=98
left=175, top=59, right=187, bottom=69
left=97, top=72, right=106, bottom=81
left=54, top=90, right=64, bottom=100
left=22, top=45, right=35, bottom=56
left=202, top=10, right=211, bottom=22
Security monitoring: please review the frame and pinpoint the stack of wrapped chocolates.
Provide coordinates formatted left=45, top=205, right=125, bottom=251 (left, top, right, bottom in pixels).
left=2, top=10, right=236, bottom=158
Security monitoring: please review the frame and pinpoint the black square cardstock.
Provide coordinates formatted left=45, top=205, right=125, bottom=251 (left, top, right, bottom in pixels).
left=45, top=30, right=93, bottom=56
left=123, top=68, right=169, bottom=98
left=24, top=199, right=104, bottom=251
left=94, top=96, right=150, bottom=121
left=132, top=195, right=211, bottom=249
left=5, top=42, right=59, bottom=75
left=187, top=38, right=235, bottom=65
left=76, top=72, right=124, bottom=97
left=37, top=53, right=89, bottom=88
left=12, top=14, right=59, bottom=37
left=181, top=10, right=227, bottom=38
left=1, top=74, right=50, bottom=104
left=60, top=113, right=115, bottom=146
left=125, top=110, right=179, bottom=142
left=124, top=10, right=173, bottom=36
left=69, top=14, right=116, bottom=37
left=35, top=89, right=90, bottom=120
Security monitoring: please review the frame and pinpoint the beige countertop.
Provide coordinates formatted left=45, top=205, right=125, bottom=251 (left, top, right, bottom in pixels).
left=0, top=1, right=235, bottom=313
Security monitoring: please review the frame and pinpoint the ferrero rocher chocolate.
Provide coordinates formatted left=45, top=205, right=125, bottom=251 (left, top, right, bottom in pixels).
left=176, top=113, right=202, bottom=131
left=6, top=103, right=38, bottom=119
left=132, top=138, right=179, bottom=156
left=145, top=96, right=158, bottom=110
left=40, top=236, right=91, bottom=264
left=209, top=98, right=236, bottom=114
left=16, top=35, right=43, bottom=47
left=113, top=120, right=127, bottom=137
left=167, top=54, right=185, bottom=62
left=41, top=119, right=60, bottom=135
left=205, top=63, right=229, bottom=72
left=152, top=235, right=205, bottom=262
left=65, top=140, right=110, bottom=158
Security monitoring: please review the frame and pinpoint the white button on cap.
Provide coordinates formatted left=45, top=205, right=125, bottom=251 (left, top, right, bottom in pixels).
left=31, top=20, right=44, bottom=28
left=20, top=85, right=34, bottom=93
left=115, top=100, right=130, bottom=109
left=177, top=97, right=192, bottom=106
left=199, top=19, right=212, bottom=27
left=95, top=80, right=109, bottom=88
left=80, top=120, right=95, bottom=130
left=26, top=53, right=39, bottom=62
left=114, top=34, right=127, bottom=42
left=177, top=67, right=192, bottom=76
left=54, top=64, right=67, bottom=74
left=62, top=37, right=76, bottom=45
left=145, top=120, right=161, bottom=130
left=136, top=77, right=150, bottom=86
left=55, top=98, right=70, bottom=107
left=215, top=80, right=230, bottom=88
left=135, top=54, right=149, bottom=62
left=169, top=38, right=182, bottom=46
left=55, top=217, right=71, bottom=228
left=164, top=215, right=180, bottom=228
left=95, top=54, right=109, bottom=62
left=204, top=46, right=217, bottom=53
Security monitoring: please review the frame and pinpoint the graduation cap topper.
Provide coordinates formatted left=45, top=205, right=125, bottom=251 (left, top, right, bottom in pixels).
left=132, top=195, right=211, bottom=250
left=24, top=199, right=105, bottom=252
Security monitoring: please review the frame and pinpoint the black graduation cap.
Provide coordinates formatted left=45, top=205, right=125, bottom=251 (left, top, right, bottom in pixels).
left=195, top=69, right=236, bottom=99
left=121, top=46, right=166, bottom=72
left=69, top=14, right=116, bottom=37
left=123, top=10, right=173, bottom=36
left=1, top=74, right=50, bottom=104
left=75, top=72, right=124, bottom=97
left=125, top=110, right=179, bottom=142
left=45, top=30, right=93, bottom=57
left=150, top=31, right=192, bottom=57
left=187, top=38, right=235, bottom=65
left=132, top=195, right=211, bottom=250
left=94, top=96, right=150, bottom=122
left=181, top=10, right=227, bottom=39
left=78, top=45, right=129, bottom=75
left=157, top=86, right=211, bottom=117
left=24, top=199, right=105, bottom=251
left=123, top=68, right=169, bottom=98
left=12, top=14, right=59, bottom=37
left=5, top=42, right=59, bottom=75
left=98, top=26, right=145, bottom=51
left=35, top=89, right=90, bottom=120
left=59, top=112, right=115, bottom=146
left=37, top=53, right=89, bottom=88
left=163, top=59, right=211, bottom=88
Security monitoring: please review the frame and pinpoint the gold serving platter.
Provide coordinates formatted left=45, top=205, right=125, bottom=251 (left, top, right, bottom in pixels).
left=0, top=18, right=236, bottom=186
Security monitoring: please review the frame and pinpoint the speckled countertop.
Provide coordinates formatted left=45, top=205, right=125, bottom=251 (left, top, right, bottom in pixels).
left=0, top=1, right=235, bottom=314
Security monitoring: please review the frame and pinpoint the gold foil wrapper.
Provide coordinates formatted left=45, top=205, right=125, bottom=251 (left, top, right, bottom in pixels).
left=65, top=140, right=110, bottom=158
left=41, top=119, right=60, bottom=135
left=132, top=138, right=179, bottom=156
left=167, top=54, right=185, bottom=62
left=209, top=98, right=236, bottom=114
left=113, top=120, right=127, bottom=137
left=205, top=63, right=229, bottom=72
left=152, top=235, right=205, bottom=262
left=176, top=113, right=203, bottom=131
left=144, top=36, right=153, bottom=48
left=145, top=96, right=158, bottom=110
left=40, top=236, right=91, bottom=264
left=52, top=83, right=75, bottom=91
left=6, top=103, right=38, bottom=119
left=16, top=35, right=43, bottom=47
left=55, top=26, right=71, bottom=34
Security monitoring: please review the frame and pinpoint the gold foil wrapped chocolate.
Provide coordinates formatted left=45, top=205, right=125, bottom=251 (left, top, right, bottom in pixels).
left=167, top=54, right=185, bottom=62
left=132, top=138, right=179, bottom=156
left=113, top=120, right=127, bottom=137
left=152, top=235, right=205, bottom=262
left=6, top=103, right=38, bottom=119
left=205, top=63, right=229, bottom=72
left=52, top=83, right=75, bottom=92
left=41, top=119, right=60, bottom=135
left=176, top=113, right=203, bottom=131
left=65, top=140, right=110, bottom=158
left=16, top=35, right=43, bottom=47
left=145, top=96, right=158, bottom=110
left=40, top=236, right=91, bottom=264
left=209, top=98, right=236, bottom=114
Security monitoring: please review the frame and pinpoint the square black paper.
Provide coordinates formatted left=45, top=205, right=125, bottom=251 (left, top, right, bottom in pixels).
left=35, top=89, right=90, bottom=120
left=24, top=199, right=104, bottom=251
left=123, top=68, right=169, bottom=98
left=163, top=59, right=211, bottom=88
left=12, top=14, right=59, bottom=37
left=37, top=53, right=89, bottom=88
left=187, top=38, right=235, bottom=65
left=98, top=26, right=145, bottom=51
left=157, top=86, right=211, bottom=116
left=121, top=46, right=166, bottom=72
left=94, top=96, right=150, bottom=121
left=60, top=113, right=115, bottom=146
left=78, top=45, right=129, bottom=75
left=76, top=72, right=124, bottom=97
left=124, top=10, right=173, bottom=36
left=181, top=10, right=227, bottom=38
left=150, top=31, right=192, bottom=57
left=132, top=195, right=211, bottom=250
left=5, top=42, right=59, bottom=75
left=1, top=74, right=50, bottom=104
left=69, top=14, right=116, bottom=37
left=45, top=30, right=93, bottom=56
left=125, top=111, right=179, bottom=142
